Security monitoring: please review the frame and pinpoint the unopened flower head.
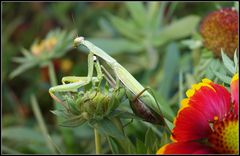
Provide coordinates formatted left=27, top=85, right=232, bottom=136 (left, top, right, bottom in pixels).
left=57, top=85, right=125, bottom=126
left=200, top=8, right=238, bottom=58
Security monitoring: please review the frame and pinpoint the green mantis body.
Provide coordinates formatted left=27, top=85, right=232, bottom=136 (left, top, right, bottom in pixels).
left=49, top=37, right=167, bottom=125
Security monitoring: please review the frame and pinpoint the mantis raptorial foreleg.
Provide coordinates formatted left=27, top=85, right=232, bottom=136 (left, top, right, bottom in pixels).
left=62, top=76, right=98, bottom=84
left=49, top=52, right=101, bottom=104
left=61, top=55, right=103, bottom=85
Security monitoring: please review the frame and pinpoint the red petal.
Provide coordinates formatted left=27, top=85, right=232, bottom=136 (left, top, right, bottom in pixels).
left=188, top=83, right=231, bottom=122
left=172, top=106, right=212, bottom=141
left=172, top=81, right=231, bottom=142
left=231, top=74, right=239, bottom=115
left=157, top=142, right=216, bottom=154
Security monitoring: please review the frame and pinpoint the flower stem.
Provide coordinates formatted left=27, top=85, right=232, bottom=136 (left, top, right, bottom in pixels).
left=31, top=94, right=57, bottom=154
left=48, top=61, right=57, bottom=105
left=111, top=117, right=124, bottom=135
left=48, top=61, right=74, bottom=152
left=94, top=128, right=101, bottom=154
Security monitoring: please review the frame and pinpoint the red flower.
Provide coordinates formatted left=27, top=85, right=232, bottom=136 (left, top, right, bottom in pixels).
left=157, top=74, right=239, bottom=154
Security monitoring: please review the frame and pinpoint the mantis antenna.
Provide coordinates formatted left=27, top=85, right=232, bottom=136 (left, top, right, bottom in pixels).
left=71, top=13, right=79, bottom=38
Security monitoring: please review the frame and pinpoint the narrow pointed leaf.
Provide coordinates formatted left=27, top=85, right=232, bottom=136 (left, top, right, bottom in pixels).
left=126, top=2, right=146, bottom=27
left=221, top=50, right=235, bottom=74
left=110, top=15, right=141, bottom=41
left=9, top=62, right=37, bottom=79
left=153, top=15, right=200, bottom=46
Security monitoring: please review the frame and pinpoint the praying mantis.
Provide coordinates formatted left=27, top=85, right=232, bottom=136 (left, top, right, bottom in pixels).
left=49, top=36, right=169, bottom=125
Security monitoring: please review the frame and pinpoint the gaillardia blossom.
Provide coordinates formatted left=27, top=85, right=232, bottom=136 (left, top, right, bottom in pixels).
left=200, top=8, right=238, bottom=58
left=157, top=74, right=239, bottom=154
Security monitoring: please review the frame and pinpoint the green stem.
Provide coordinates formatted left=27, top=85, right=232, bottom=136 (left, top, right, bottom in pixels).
left=145, top=41, right=158, bottom=70
left=48, top=61, right=57, bottom=105
left=48, top=61, right=74, bottom=153
left=31, top=94, right=57, bottom=154
left=179, top=69, right=183, bottom=109
left=111, top=117, right=124, bottom=135
left=94, top=128, right=101, bottom=154
left=2, top=145, right=22, bottom=154
left=48, top=61, right=57, bottom=85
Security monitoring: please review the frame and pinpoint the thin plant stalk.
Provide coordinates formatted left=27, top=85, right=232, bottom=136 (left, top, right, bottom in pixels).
left=94, top=128, right=101, bottom=154
left=30, top=94, right=57, bottom=154
left=48, top=61, right=73, bottom=152
left=2, top=145, right=22, bottom=154
left=179, top=69, right=183, bottom=108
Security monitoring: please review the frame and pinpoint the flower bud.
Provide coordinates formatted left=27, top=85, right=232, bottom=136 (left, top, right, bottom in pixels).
left=200, top=8, right=238, bottom=58
left=58, top=86, right=125, bottom=126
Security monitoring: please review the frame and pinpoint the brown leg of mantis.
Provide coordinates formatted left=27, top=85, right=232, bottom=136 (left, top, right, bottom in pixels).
left=131, top=88, right=150, bottom=102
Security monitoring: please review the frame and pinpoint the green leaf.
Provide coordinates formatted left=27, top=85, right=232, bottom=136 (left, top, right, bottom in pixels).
left=154, top=94, right=175, bottom=122
left=92, top=118, right=125, bottom=139
left=153, top=15, right=200, bottom=46
left=147, top=2, right=160, bottom=22
left=145, top=127, right=158, bottom=151
left=152, top=2, right=167, bottom=29
left=124, top=138, right=136, bottom=154
left=213, top=71, right=231, bottom=84
left=20, top=47, right=33, bottom=59
left=221, top=50, right=235, bottom=74
left=72, top=124, right=94, bottom=139
left=88, top=38, right=143, bottom=55
left=98, top=18, right=115, bottom=35
left=165, top=118, right=174, bottom=130
left=2, top=145, right=22, bottom=154
left=181, top=39, right=202, bottom=50
left=50, top=109, right=65, bottom=118
left=234, top=50, right=239, bottom=72
left=9, top=62, right=37, bottom=79
left=108, top=110, right=141, bottom=120
left=107, top=135, right=136, bottom=154
left=166, top=2, right=178, bottom=20
left=234, top=2, right=239, bottom=11
left=126, top=2, right=146, bottom=27
left=136, top=138, right=147, bottom=154
left=59, top=114, right=87, bottom=127
left=2, top=127, right=46, bottom=143
left=107, top=137, right=120, bottom=154
left=159, top=131, right=170, bottom=147
left=12, top=57, right=29, bottom=63
left=116, top=54, right=148, bottom=74
left=159, top=42, right=179, bottom=99
left=110, top=15, right=141, bottom=41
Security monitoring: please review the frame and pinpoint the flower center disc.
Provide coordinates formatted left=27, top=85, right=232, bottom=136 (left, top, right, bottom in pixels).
left=209, top=114, right=239, bottom=154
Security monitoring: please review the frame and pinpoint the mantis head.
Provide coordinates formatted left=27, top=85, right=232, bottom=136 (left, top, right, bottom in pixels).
left=73, top=36, right=84, bottom=48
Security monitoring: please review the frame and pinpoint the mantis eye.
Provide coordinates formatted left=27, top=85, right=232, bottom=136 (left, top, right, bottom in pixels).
left=93, top=55, right=97, bottom=62
left=74, top=36, right=84, bottom=47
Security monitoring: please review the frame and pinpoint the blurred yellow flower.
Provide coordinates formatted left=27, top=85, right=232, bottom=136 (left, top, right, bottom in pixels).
left=31, top=37, right=57, bottom=56
left=60, top=58, right=73, bottom=73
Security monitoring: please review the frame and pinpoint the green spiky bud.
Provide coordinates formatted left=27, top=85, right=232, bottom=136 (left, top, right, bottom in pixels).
left=55, top=85, right=125, bottom=127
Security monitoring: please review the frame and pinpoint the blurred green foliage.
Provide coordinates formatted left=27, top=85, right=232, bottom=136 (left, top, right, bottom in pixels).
left=2, top=1, right=236, bottom=154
